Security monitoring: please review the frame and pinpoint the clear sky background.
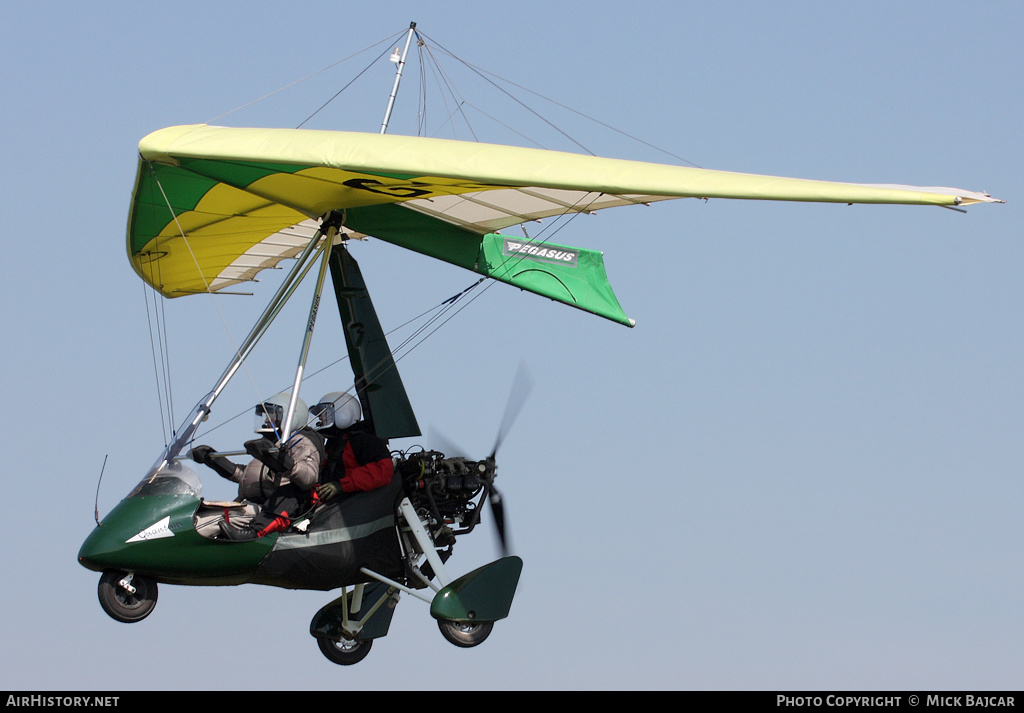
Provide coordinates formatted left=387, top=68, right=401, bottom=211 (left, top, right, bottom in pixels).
left=1, top=0, right=1020, bottom=691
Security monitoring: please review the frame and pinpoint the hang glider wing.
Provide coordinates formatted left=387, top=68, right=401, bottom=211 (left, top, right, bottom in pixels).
left=129, top=124, right=1002, bottom=326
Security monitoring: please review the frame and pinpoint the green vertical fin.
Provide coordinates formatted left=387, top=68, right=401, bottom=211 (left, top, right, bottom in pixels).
left=328, top=244, right=421, bottom=440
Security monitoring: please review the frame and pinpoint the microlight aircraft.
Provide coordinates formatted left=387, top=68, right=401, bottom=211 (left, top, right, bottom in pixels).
left=77, top=25, right=1003, bottom=666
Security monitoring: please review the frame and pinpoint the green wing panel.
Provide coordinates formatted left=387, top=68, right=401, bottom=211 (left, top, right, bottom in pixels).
left=343, top=203, right=483, bottom=270
left=478, top=234, right=632, bottom=327
left=343, top=205, right=633, bottom=326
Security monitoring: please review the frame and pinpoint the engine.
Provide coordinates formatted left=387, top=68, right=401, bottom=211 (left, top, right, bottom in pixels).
left=396, top=450, right=496, bottom=545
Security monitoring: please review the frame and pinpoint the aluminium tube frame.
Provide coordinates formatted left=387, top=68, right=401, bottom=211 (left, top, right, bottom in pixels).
left=348, top=495, right=457, bottom=606
left=282, top=223, right=339, bottom=443
left=151, top=218, right=331, bottom=473
left=380, top=22, right=417, bottom=135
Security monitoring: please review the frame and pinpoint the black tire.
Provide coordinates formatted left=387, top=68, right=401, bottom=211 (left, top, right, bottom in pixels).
left=317, top=635, right=372, bottom=666
left=437, top=619, right=494, bottom=648
left=97, top=571, right=158, bottom=623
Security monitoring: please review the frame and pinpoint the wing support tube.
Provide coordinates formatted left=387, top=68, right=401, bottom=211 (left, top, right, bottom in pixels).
left=281, top=214, right=343, bottom=442
left=148, top=215, right=332, bottom=472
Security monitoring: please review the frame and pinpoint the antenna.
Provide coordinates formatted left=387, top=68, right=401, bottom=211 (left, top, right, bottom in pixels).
left=380, top=22, right=417, bottom=135
left=94, top=455, right=108, bottom=526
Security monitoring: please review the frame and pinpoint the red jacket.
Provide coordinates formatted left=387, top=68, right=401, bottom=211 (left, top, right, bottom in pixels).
left=322, top=427, right=394, bottom=493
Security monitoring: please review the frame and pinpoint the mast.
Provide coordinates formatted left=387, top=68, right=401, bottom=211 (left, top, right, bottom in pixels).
left=380, top=22, right=417, bottom=135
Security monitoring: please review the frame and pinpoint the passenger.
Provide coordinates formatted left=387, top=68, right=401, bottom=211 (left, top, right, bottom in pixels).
left=190, top=392, right=324, bottom=541
left=310, top=392, right=394, bottom=503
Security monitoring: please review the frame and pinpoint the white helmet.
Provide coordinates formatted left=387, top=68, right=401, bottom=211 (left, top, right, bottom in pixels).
left=310, top=391, right=361, bottom=431
left=254, top=392, right=309, bottom=436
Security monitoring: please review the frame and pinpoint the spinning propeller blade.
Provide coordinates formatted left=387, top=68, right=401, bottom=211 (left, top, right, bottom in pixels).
left=487, top=361, right=532, bottom=556
left=489, top=485, right=509, bottom=556
left=490, top=360, right=534, bottom=460
left=428, top=362, right=532, bottom=557
left=427, top=426, right=467, bottom=459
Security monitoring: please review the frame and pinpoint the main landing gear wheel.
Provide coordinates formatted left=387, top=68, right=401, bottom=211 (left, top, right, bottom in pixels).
left=317, top=635, right=372, bottom=666
left=97, top=571, right=158, bottom=623
left=437, top=619, right=494, bottom=648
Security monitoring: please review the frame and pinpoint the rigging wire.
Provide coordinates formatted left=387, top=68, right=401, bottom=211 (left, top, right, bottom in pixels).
left=147, top=32, right=412, bottom=445
left=418, top=30, right=702, bottom=167
left=158, top=283, right=176, bottom=432
left=206, top=29, right=406, bottom=125
left=333, top=191, right=605, bottom=413
left=139, top=170, right=179, bottom=443
left=182, top=61, right=616, bottom=446
left=418, top=31, right=593, bottom=155
left=415, top=39, right=429, bottom=136
left=296, top=42, right=397, bottom=129
left=141, top=281, right=170, bottom=443
left=143, top=23, right=675, bottom=447
left=148, top=166, right=290, bottom=438
left=418, top=40, right=478, bottom=141
left=190, top=275, right=487, bottom=441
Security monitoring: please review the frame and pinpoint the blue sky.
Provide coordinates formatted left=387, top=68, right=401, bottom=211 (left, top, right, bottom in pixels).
left=2, top=0, right=1021, bottom=691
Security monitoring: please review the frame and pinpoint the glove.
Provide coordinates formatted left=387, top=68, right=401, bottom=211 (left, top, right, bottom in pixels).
left=245, top=438, right=294, bottom=474
left=189, top=445, right=235, bottom=480
left=316, top=482, right=342, bottom=502
left=189, top=445, right=215, bottom=465
left=244, top=437, right=271, bottom=458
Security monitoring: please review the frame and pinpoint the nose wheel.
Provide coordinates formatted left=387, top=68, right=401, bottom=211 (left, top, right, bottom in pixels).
left=97, top=571, right=158, bottom=623
left=437, top=619, right=493, bottom=648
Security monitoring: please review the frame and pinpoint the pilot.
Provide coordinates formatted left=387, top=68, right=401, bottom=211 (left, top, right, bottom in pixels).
left=309, top=391, right=394, bottom=503
left=191, top=392, right=325, bottom=541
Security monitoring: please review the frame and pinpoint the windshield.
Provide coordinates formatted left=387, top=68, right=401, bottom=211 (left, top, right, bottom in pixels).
left=128, top=459, right=203, bottom=499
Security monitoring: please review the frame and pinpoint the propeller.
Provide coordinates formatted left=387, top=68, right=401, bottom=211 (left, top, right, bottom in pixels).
left=490, top=360, right=534, bottom=461
left=428, top=360, right=533, bottom=557
left=426, top=426, right=468, bottom=461
left=485, top=361, right=532, bottom=557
